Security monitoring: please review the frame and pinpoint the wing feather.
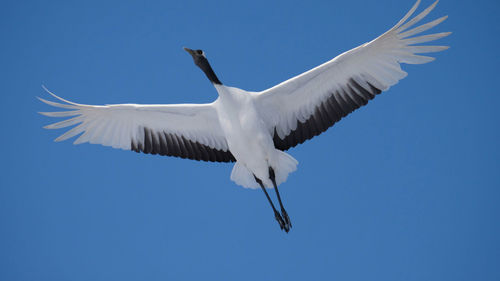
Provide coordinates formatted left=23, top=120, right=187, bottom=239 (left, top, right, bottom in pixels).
left=255, top=0, right=450, bottom=151
left=40, top=89, right=235, bottom=162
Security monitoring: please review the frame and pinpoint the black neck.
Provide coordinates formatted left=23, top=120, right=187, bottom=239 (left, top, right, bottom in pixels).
left=196, top=57, right=222, bottom=85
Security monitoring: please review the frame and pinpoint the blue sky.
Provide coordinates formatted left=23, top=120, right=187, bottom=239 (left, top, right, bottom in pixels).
left=1, top=0, right=499, bottom=280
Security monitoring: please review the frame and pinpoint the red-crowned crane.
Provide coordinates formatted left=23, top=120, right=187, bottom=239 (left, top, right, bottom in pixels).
left=40, top=0, right=450, bottom=232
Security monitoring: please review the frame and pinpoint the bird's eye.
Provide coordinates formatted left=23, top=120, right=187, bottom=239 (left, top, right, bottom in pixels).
left=196, top=50, right=203, bottom=55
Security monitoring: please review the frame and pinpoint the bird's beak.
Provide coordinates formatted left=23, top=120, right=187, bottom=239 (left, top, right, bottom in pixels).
left=183, top=47, right=195, bottom=56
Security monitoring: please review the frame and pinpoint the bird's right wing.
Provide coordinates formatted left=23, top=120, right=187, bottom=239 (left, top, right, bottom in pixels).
left=39, top=88, right=235, bottom=162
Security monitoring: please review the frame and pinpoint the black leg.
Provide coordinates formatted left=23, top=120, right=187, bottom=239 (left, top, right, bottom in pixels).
left=269, top=167, right=292, bottom=229
left=254, top=175, right=287, bottom=232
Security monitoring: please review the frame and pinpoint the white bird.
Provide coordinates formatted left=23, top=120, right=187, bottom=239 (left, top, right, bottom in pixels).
left=39, top=0, right=449, bottom=232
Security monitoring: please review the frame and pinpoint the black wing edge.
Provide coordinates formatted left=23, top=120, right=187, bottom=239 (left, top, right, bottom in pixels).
left=131, top=127, right=236, bottom=162
left=273, top=78, right=382, bottom=151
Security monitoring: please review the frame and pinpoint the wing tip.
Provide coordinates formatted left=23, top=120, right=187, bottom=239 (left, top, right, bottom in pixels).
left=392, top=0, right=422, bottom=30
left=441, top=31, right=452, bottom=37
left=41, top=84, right=49, bottom=93
left=36, top=97, right=50, bottom=108
left=40, top=85, right=85, bottom=106
left=37, top=96, right=49, bottom=104
left=41, top=84, right=60, bottom=101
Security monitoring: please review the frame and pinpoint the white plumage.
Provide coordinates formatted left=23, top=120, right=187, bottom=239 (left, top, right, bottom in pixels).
left=40, top=88, right=229, bottom=153
left=40, top=0, right=449, bottom=231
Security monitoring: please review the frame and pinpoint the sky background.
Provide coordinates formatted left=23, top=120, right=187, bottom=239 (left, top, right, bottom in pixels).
left=1, top=0, right=499, bottom=280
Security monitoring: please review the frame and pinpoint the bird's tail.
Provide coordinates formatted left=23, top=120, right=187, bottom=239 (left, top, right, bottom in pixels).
left=231, top=162, right=259, bottom=189
left=271, top=150, right=298, bottom=187
left=230, top=151, right=298, bottom=189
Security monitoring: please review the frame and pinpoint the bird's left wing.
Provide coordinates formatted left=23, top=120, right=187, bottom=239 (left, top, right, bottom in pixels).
left=39, top=88, right=235, bottom=162
left=255, top=0, right=450, bottom=151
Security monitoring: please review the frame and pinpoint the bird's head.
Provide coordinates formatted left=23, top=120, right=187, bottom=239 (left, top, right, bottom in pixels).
left=184, top=47, right=221, bottom=85
left=184, top=47, right=207, bottom=66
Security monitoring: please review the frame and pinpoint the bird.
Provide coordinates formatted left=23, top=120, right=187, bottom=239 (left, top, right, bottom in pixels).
left=39, top=0, right=450, bottom=232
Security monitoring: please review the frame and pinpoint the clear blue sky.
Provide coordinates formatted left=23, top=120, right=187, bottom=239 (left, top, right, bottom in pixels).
left=1, top=0, right=499, bottom=280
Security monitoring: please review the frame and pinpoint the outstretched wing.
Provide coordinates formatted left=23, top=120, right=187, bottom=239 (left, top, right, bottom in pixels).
left=255, top=0, right=450, bottom=151
left=39, top=87, right=235, bottom=162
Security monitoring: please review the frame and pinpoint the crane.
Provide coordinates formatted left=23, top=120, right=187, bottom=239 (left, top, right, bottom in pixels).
left=39, top=0, right=450, bottom=232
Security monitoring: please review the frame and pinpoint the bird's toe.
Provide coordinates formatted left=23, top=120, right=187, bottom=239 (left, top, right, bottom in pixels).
left=281, top=209, right=292, bottom=229
left=274, top=210, right=286, bottom=230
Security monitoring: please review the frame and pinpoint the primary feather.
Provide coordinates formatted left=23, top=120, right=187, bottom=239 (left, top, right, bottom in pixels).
left=256, top=0, right=450, bottom=150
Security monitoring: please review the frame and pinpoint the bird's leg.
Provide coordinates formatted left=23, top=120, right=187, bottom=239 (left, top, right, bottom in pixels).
left=254, top=175, right=287, bottom=232
left=268, top=167, right=292, bottom=229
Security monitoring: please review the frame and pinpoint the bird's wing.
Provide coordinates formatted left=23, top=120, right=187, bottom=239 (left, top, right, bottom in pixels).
left=39, top=87, right=235, bottom=162
left=255, top=0, right=450, bottom=151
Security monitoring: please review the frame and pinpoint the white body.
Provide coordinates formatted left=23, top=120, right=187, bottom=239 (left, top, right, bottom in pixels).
left=214, top=85, right=298, bottom=188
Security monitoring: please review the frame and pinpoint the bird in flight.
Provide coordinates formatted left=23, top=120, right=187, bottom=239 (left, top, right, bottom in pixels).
left=39, top=0, right=449, bottom=232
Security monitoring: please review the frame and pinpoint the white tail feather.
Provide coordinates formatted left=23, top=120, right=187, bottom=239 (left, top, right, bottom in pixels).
left=230, top=151, right=298, bottom=189
left=231, top=162, right=260, bottom=189
left=271, top=150, right=298, bottom=187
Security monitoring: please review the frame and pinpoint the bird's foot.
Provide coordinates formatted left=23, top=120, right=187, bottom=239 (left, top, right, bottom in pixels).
left=281, top=208, right=292, bottom=230
left=274, top=210, right=288, bottom=232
